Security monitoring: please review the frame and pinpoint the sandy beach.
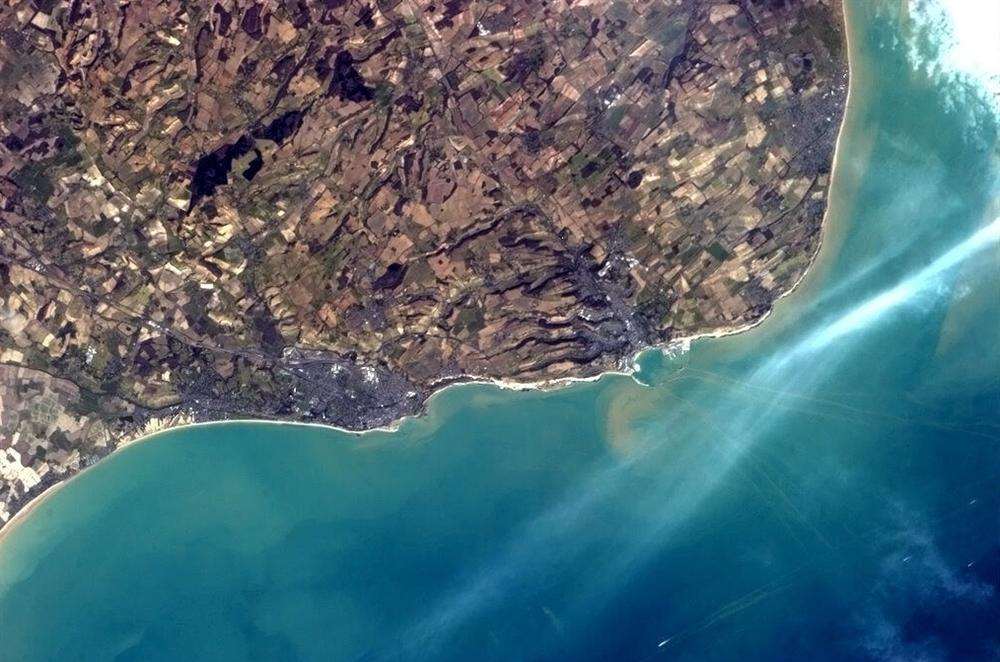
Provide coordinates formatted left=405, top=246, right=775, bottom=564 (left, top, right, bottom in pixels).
left=0, top=0, right=857, bottom=548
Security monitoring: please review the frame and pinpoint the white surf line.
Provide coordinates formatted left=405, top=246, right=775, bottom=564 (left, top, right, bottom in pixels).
left=571, top=215, right=1000, bottom=606
left=385, top=4, right=1000, bottom=650
left=383, top=216, right=1000, bottom=657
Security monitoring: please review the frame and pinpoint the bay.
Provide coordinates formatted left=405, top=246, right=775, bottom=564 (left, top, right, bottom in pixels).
left=1, top=2, right=998, bottom=660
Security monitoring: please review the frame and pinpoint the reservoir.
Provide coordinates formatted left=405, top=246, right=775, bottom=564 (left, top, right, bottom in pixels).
left=1, top=2, right=997, bottom=660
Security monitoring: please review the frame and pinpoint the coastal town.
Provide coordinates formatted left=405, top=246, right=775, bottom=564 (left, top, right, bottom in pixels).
left=0, top=0, right=847, bottom=526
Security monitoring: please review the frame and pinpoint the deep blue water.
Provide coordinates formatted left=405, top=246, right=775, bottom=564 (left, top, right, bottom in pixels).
left=1, top=2, right=998, bottom=660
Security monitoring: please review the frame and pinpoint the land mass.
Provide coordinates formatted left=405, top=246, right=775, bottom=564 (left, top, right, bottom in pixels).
left=0, top=0, right=847, bottom=526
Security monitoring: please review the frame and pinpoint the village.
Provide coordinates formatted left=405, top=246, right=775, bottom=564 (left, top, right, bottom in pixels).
left=0, top=0, right=847, bottom=526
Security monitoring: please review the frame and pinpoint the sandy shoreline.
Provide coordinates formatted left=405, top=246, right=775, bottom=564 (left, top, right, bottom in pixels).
left=0, top=1, right=857, bottom=547
left=0, top=479, right=68, bottom=547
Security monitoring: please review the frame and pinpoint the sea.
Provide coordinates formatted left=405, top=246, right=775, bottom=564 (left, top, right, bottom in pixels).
left=1, top=2, right=998, bottom=660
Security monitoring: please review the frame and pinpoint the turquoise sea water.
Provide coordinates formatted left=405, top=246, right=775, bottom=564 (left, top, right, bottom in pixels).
left=1, top=2, right=998, bottom=660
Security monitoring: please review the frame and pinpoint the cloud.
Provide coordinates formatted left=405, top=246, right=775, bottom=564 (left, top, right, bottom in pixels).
left=904, top=0, right=1000, bottom=122
left=854, top=503, right=997, bottom=661
left=859, top=612, right=946, bottom=662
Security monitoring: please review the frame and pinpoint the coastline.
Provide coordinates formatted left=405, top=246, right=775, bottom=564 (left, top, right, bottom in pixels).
left=0, top=478, right=68, bottom=548
left=0, top=1, right=857, bottom=545
left=438, top=0, right=858, bottom=396
left=0, top=414, right=193, bottom=547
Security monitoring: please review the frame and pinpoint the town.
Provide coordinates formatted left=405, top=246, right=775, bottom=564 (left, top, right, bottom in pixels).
left=0, top=0, right=847, bottom=526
